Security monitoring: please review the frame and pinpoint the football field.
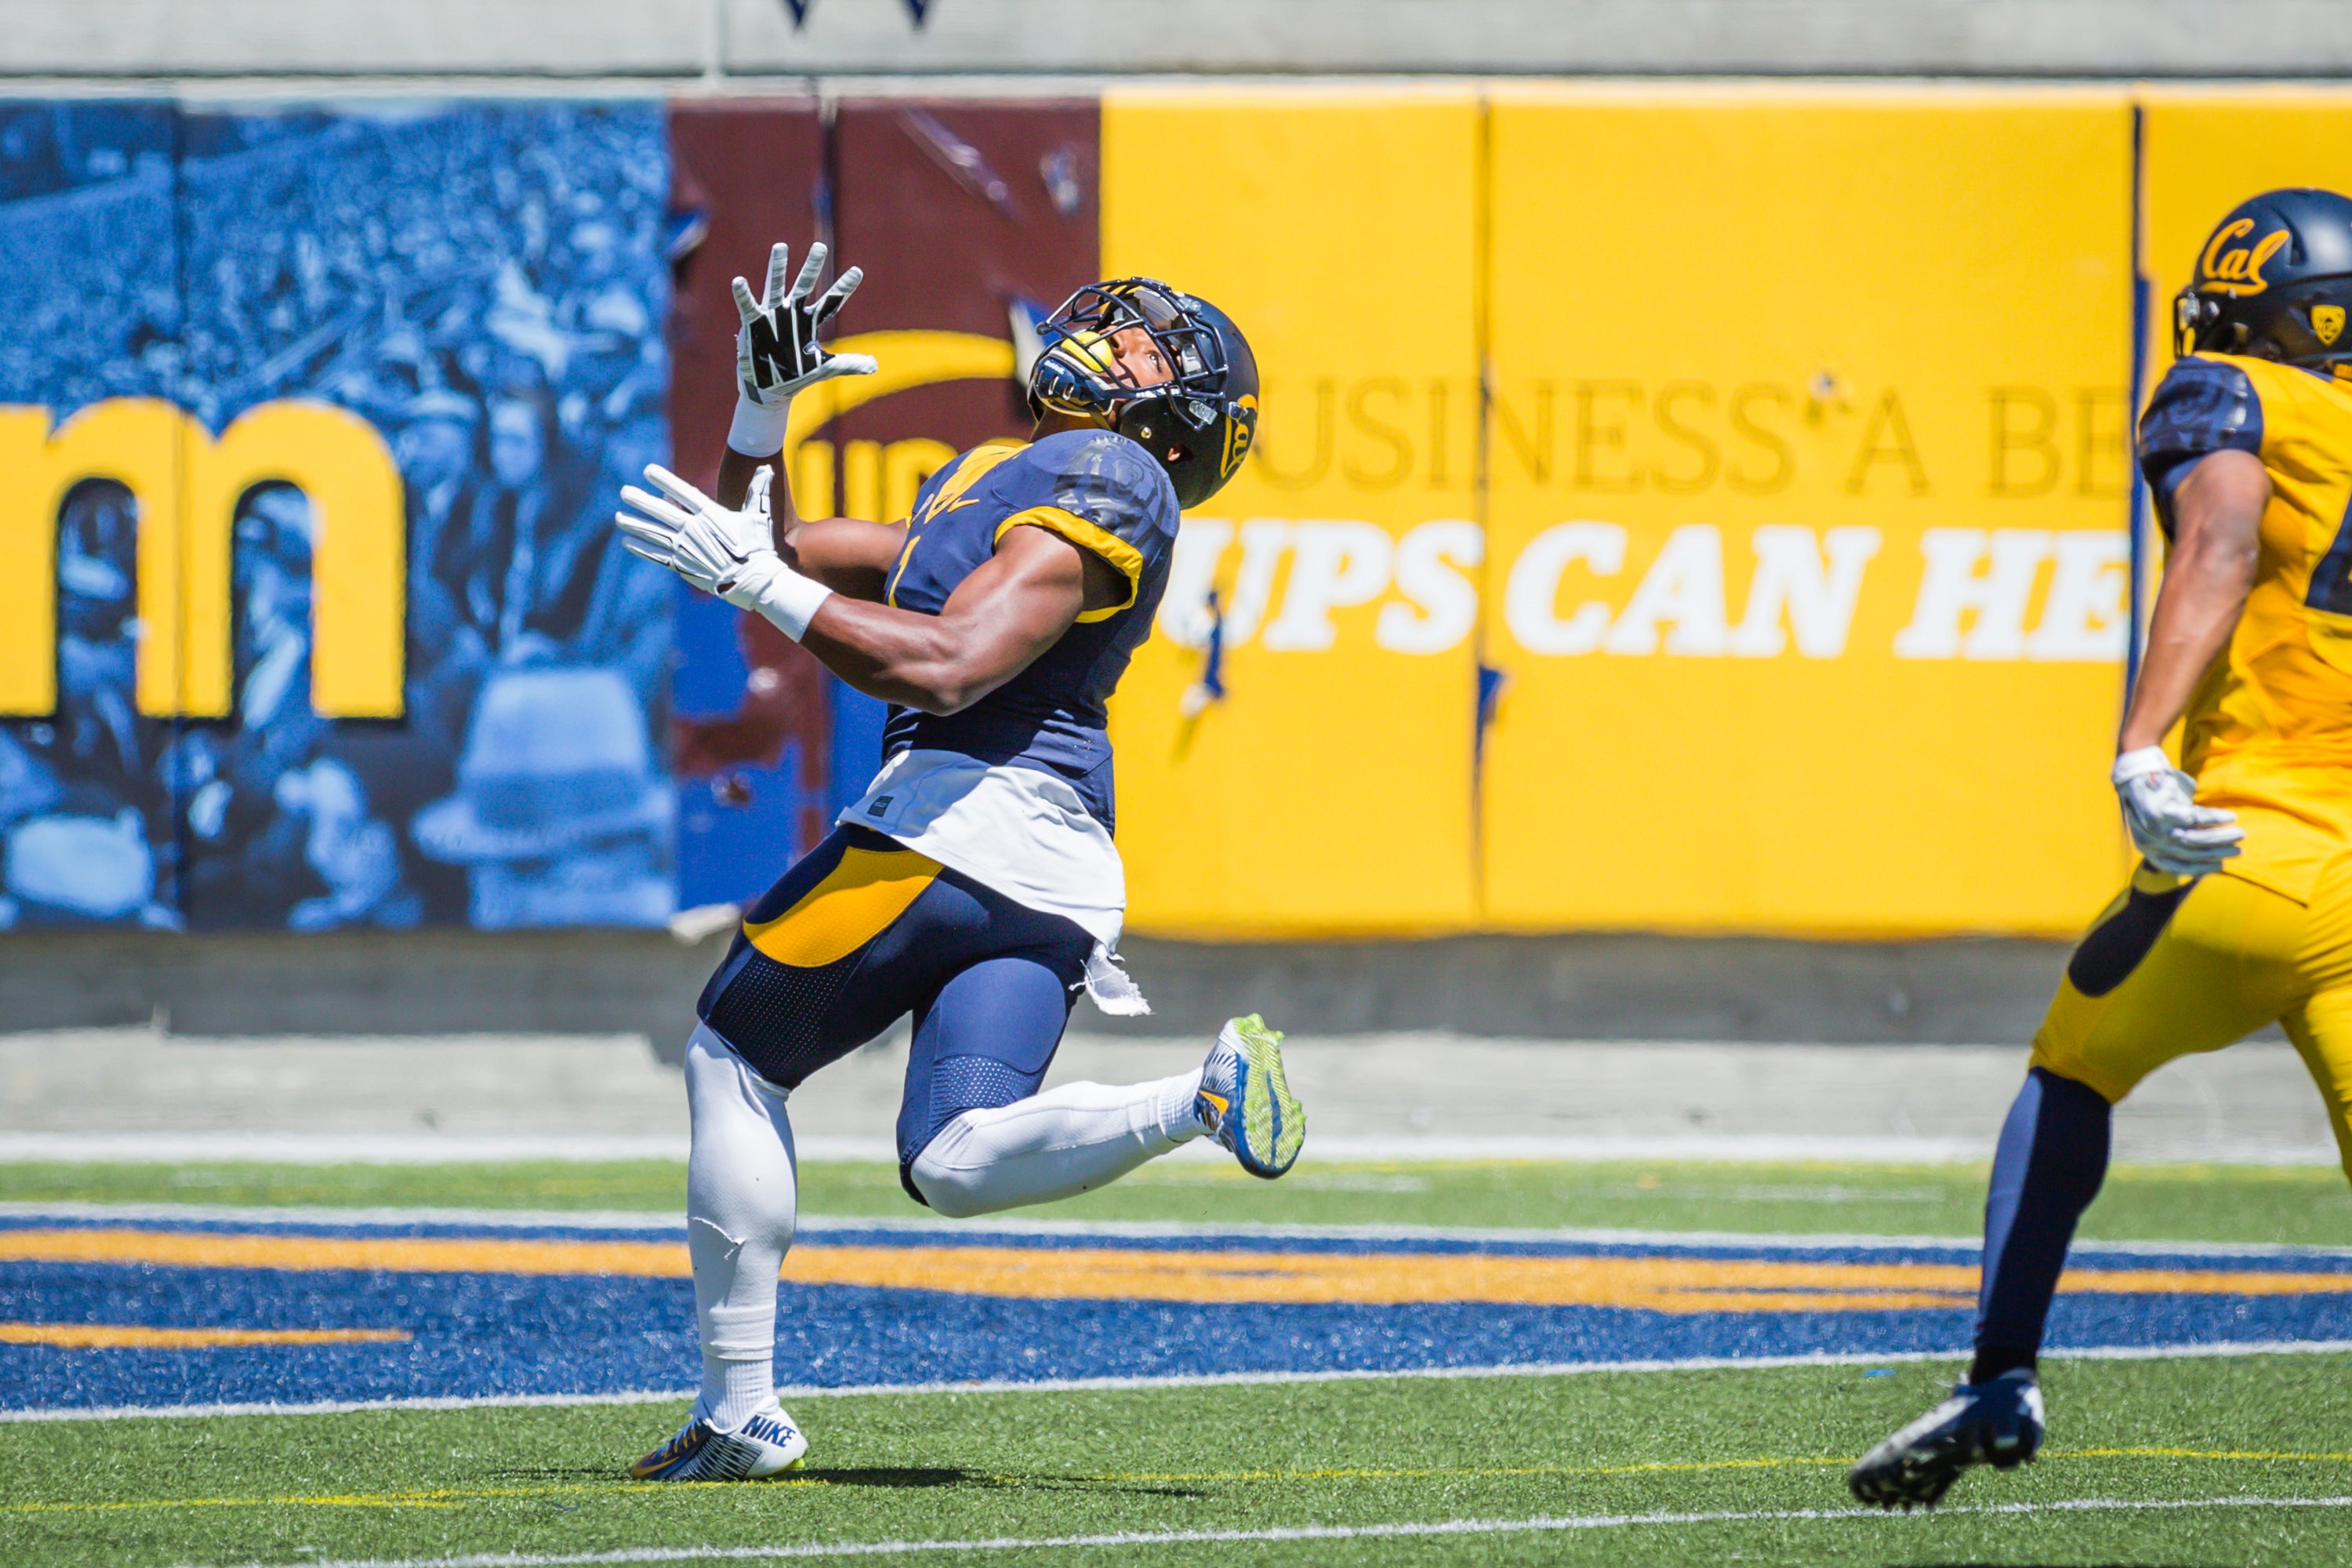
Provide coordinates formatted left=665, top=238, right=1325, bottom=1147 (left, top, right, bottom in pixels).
left=5, top=1157, right=2352, bottom=1566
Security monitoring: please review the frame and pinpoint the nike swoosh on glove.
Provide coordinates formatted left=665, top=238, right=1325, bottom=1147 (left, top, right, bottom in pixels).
left=2112, top=745, right=2243, bottom=877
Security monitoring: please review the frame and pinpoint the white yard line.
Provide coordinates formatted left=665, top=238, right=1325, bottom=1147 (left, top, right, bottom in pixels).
left=21, top=1338, right=2352, bottom=1425
left=183, top=1494, right=2352, bottom=1568
left=7, top=1199, right=2351, bottom=1260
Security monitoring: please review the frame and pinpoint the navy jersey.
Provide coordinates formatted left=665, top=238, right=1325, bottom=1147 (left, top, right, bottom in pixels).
left=878, top=428, right=1180, bottom=831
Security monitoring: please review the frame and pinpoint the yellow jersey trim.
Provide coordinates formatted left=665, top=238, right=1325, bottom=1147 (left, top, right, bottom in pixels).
left=891, top=441, right=1031, bottom=608
left=995, top=505, right=1144, bottom=623
left=885, top=528, right=921, bottom=608
left=742, top=845, right=942, bottom=968
left=913, top=441, right=1027, bottom=528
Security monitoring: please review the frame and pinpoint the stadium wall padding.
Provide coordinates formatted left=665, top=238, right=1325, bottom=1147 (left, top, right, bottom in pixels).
left=5, top=87, right=2350, bottom=940
left=1101, top=89, right=1486, bottom=937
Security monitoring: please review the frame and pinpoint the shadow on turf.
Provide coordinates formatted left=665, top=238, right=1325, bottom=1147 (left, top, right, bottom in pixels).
left=797, top=1466, right=1206, bottom=1498
left=495, top=1465, right=1203, bottom=1497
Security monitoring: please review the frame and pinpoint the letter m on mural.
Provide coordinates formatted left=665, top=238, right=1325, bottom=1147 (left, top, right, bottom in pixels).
left=0, top=398, right=405, bottom=719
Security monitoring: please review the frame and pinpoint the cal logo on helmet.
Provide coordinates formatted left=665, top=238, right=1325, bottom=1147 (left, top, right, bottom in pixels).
left=2199, top=217, right=2292, bottom=297
left=2175, top=190, right=2352, bottom=368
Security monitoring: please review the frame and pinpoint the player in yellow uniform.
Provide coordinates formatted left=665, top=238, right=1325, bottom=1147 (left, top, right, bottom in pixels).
left=1851, top=187, right=2352, bottom=1509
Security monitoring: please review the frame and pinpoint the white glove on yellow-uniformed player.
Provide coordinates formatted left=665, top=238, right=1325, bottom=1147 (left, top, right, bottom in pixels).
left=2112, top=746, right=2243, bottom=877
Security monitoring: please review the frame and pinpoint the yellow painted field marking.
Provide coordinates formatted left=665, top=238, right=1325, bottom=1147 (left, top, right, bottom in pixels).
left=0, top=1229, right=687, bottom=1279
left=5, top=1229, right=2350, bottom=1312
left=1076, top=1456, right=1849, bottom=1485
left=6, top=1445, right=2339, bottom=1519
left=1087, top=1447, right=2352, bottom=1486
left=0, top=1323, right=410, bottom=1350
left=2073, top=1446, right=2352, bottom=1462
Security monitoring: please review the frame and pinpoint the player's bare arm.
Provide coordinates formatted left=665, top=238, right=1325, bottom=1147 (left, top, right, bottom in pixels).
left=2104, top=444, right=2259, bottom=875
left=707, top=445, right=903, bottom=598
left=705, top=259, right=1172, bottom=608
left=710, top=316, right=1174, bottom=604
left=621, top=465, right=1127, bottom=713
left=800, top=525, right=1127, bottom=713
left=2117, top=447, right=2270, bottom=753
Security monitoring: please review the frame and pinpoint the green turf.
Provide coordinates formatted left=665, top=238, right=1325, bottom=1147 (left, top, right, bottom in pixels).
left=6, top=1353, right=2350, bottom=1566
left=6, top=1155, right=2349, bottom=1246
left=8, top=1159, right=2351, bottom=1563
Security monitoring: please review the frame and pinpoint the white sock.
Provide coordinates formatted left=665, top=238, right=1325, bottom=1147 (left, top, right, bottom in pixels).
left=683, top=1023, right=797, bottom=1428
left=908, top=1069, right=1205, bottom=1219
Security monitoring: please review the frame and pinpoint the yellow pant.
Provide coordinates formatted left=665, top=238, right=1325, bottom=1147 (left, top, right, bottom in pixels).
left=2032, top=857, right=2352, bottom=1180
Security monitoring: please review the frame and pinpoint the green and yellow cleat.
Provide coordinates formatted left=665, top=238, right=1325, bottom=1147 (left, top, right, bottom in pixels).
left=1196, top=1014, right=1305, bottom=1178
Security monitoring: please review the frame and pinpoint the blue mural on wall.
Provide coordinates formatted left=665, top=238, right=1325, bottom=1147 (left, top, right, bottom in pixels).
left=0, top=101, right=678, bottom=931
left=0, top=103, right=182, bottom=929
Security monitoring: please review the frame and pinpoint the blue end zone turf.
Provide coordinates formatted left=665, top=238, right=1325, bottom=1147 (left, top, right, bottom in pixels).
left=5, top=1213, right=2352, bottom=1414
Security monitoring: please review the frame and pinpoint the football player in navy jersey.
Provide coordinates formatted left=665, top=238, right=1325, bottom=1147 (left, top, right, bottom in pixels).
left=614, top=242, right=1301, bottom=1482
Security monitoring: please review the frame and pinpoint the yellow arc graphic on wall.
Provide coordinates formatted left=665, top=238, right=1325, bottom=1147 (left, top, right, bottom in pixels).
left=782, top=330, right=1017, bottom=523
left=5, top=1229, right=2349, bottom=1315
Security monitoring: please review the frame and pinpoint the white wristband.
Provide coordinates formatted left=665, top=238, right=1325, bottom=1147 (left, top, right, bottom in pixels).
left=724, top=556, right=833, bottom=642
left=727, top=394, right=791, bottom=458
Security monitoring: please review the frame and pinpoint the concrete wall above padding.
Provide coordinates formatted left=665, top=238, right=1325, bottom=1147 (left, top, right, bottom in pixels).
left=11, top=1, right=2352, bottom=81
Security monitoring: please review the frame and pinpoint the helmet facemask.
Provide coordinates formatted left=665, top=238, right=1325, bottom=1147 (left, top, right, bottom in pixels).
left=1028, top=281, right=1229, bottom=437
left=1028, top=278, right=1259, bottom=508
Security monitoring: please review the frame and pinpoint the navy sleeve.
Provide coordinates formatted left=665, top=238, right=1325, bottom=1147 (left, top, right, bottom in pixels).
left=2139, top=358, right=2264, bottom=525
left=1031, top=430, right=1180, bottom=552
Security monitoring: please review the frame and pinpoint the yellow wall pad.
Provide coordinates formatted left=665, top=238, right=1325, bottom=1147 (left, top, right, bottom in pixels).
left=8, top=1229, right=2351, bottom=1314
left=1102, top=88, right=1483, bottom=938
left=0, top=1323, right=409, bottom=1349
left=741, top=845, right=941, bottom=968
left=1477, top=89, right=2133, bottom=936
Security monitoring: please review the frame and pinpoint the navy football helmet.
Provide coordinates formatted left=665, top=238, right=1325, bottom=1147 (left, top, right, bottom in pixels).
left=2176, top=188, right=2352, bottom=370
left=1027, top=278, right=1258, bottom=507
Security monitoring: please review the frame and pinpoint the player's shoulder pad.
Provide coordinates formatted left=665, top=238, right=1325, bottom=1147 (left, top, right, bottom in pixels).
left=2140, top=354, right=2265, bottom=500
left=1021, top=428, right=1181, bottom=549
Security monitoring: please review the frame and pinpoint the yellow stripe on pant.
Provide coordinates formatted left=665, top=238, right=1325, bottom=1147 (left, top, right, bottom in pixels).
left=742, top=844, right=941, bottom=968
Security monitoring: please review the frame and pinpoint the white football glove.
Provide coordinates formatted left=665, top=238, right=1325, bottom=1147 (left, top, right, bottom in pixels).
left=2113, top=746, right=2243, bottom=877
left=728, top=241, right=877, bottom=456
left=615, top=464, right=833, bottom=641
